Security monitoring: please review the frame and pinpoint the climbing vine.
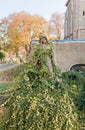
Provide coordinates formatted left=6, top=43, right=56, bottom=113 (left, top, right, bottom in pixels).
left=0, top=42, right=84, bottom=130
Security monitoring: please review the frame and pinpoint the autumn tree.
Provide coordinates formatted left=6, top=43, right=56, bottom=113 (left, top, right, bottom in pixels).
left=40, top=22, right=53, bottom=39
left=0, top=11, right=49, bottom=57
left=50, top=12, right=64, bottom=39
left=7, top=12, right=47, bottom=56
left=7, top=12, right=32, bottom=56
left=30, top=15, right=47, bottom=40
left=0, top=18, right=9, bottom=50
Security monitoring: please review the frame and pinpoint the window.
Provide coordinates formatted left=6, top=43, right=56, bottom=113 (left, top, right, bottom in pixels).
left=83, top=11, right=85, bottom=16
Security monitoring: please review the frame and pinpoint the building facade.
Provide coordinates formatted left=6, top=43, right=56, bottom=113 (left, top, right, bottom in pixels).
left=64, top=0, right=85, bottom=40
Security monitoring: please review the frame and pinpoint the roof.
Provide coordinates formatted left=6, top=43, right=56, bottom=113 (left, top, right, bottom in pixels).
left=66, top=0, right=71, bottom=6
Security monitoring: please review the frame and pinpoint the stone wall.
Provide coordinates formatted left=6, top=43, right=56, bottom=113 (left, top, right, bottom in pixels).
left=64, top=0, right=85, bottom=40
left=53, top=41, right=85, bottom=72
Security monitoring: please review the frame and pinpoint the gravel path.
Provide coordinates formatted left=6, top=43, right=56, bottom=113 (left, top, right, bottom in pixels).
left=0, top=63, right=18, bottom=71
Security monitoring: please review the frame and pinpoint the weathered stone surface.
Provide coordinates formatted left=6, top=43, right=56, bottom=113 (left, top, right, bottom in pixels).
left=64, top=0, right=85, bottom=40
left=53, top=41, right=85, bottom=72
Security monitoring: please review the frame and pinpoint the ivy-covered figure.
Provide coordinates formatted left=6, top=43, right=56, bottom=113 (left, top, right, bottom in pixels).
left=0, top=35, right=84, bottom=130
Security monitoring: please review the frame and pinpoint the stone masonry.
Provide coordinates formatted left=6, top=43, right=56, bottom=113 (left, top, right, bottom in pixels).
left=64, top=0, right=85, bottom=40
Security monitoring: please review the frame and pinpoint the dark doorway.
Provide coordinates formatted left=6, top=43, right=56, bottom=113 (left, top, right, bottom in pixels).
left=70, top=64, right=85, bottom=76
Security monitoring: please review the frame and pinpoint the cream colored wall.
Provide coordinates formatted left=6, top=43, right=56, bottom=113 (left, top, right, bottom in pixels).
left=53, top=42, right=85, bottom=72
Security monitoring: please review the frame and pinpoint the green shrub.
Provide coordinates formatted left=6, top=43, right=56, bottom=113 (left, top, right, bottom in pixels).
left=0, top=50, right=6, bottom=62
left=0, top=44, right=83, bottom=130
left=78, top=85, right=85, bottom=111
left=62, top=70, right=85, bottom=86
left=62, top=70, right=85, bottom=127
left=62, top=70, right=85, bottom=107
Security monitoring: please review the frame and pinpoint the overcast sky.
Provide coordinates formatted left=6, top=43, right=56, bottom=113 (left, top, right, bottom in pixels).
left=0, top=0, right=66, bottom=20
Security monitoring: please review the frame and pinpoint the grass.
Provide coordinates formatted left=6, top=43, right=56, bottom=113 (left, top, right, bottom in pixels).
left=0, top=64, right=24, bottom=106
left=0, top=83, right=15, bottom=121
left=0, top=82, right=17, bottom=107
left=0, top=82, right=17, bottom=94
left=0, top=83, right=13, bottom=92
left=0, top=64, right=24, bottom=83
left=0, top=67, right=22, bottom=122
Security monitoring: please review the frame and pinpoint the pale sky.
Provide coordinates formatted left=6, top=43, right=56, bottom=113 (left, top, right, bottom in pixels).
left=0, top=0, right=66, bottom=20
